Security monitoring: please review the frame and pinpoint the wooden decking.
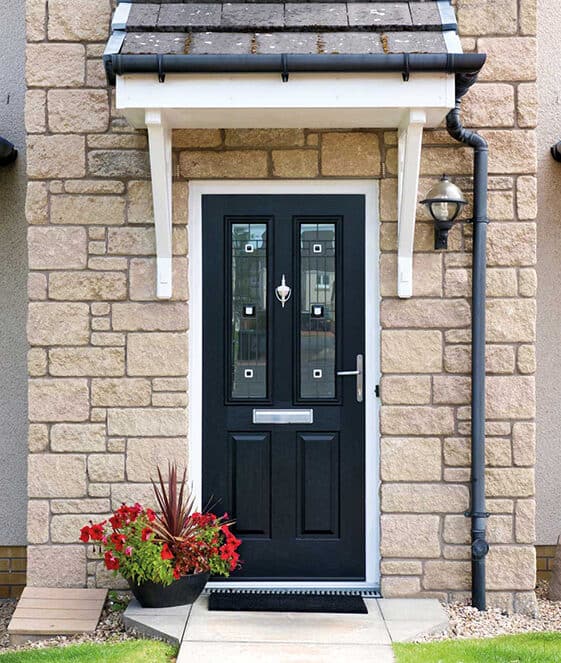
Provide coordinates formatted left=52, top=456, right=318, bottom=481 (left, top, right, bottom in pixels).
left=8, top=587, right=107, bottom=645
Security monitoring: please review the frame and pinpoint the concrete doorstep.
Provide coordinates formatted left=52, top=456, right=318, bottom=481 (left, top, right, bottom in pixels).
left=124, top=595, right=448, bottom=662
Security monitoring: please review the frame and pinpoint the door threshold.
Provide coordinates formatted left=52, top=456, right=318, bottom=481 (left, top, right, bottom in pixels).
left=206, top=581, right=381, bottom=597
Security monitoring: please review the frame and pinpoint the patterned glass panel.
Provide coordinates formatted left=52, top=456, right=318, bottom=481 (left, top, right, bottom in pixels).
left=231, top=223, right=267, bottom=399
left=300, top=223, right=336, bottom=399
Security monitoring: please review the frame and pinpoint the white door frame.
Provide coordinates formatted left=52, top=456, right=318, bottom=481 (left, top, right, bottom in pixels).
left=187, top=180, right=381, bottom=590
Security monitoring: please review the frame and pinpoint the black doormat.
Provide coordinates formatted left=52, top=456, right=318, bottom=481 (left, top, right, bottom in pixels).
left=208, top=592, right=368, bottom=614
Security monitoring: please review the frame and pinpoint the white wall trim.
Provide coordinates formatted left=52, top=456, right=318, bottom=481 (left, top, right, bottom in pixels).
left=188, top=179, right=381, bottom=589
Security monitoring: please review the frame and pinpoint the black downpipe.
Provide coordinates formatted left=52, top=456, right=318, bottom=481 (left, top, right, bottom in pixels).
left=446, top=73, right=489, bottom=612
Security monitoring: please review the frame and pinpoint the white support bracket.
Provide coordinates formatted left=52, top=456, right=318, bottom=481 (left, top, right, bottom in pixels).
left=397, top=109, right=426, bottom=298
left=145, top=109, right=173, bottom=299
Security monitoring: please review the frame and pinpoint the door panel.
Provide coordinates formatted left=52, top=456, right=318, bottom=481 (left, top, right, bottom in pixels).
left=203, top=195, right=365, bottom=581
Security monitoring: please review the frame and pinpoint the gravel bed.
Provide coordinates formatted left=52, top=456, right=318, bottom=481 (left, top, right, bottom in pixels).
left=420, top=581, right=561, bottom=642
left=0, top=592, right=142, bottom=653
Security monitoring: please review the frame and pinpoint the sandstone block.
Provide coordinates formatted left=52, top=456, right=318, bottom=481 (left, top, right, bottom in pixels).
left=49, top=272, right=127, bottom=300
left=127, top=332, right=188, bottom=377
left=487, top=299, right=536, bottom=342
left=517, top=84, right=538, bottom=128
left=418, top=146, right=472, bottom=176
left=380, top=253, right=442, bottom=297
left=28, top=501, right=50, bottom=545
left=380, top=577, right=420, bottom=598
left=92, top=378, right=151, bottom=407
left=321, top=133, right=381, bottom=176
left=27, top=135, right=85, bottom=179
left=456, top=0, right=517, bottom=35
left=443, top=438, right=470, bottom=467
left=381, top=407, right=455, bottom=435
left=28, top=454, right=86, bottom=497
left=112, top=303, right=188, bottom=331
left=49, top=348, right=125, bottom=377
left=29, top=424, right=49, bottom=453
left=27, top=545, right=86, bottom=587
left=26, top=90, right=46, bottom=133
left=225, top=129, right=304, bottom=148
left=517, top=345, right=536, bottom=374
left=486, top=468, right=534, bottom=497
left=478, top=38, right=536, bottom=82
left=462, top=84, right=514, bottom=127
left=519, top=0, right=536, bottom=35
left=26, top=182, right=48, bottom=225
left=51, top=514, right=110, bottom=544
left=382, top=484, right=469, bottom=514
left=444, top=344, right=515, bottom=374
left=152, top=392, right=188, bottom=407
left=50, top=195, right=125, bottom=226
left=381, top=514, right=440, bottom=558
left=515, top=500, right=536, bottom=544
left=381, top=330, right=441, bottom=373
left=29, top=379, right=89, bottom=422
left=28, top=303, right=89, bottom=346
left=107, top=228, right=155, bottom=255
left=423, top=561, right=470, bottom=590
left=173, top=129, right=223, bottom=148
left=480, top=131, right=536, bottom=174
left=51, top=423, right=106, bottom=452
left=48, top=0, right=111, bottom=41
left=512, top=422, right=536, bottom=466
left=111, top=483, right=160, bottom=511
left=126, top=438, right=188, bottom=482
left=88, top=455, right=125, bottom=483
left=518, top=268, right=537, bottom=297
left=27, top=43, right=85, bottom=87
left=380, top=376, right=431, bottom=405
left=27, top=0, right=46, bottom=41
left=129, top=258, right=189, bottom=301
left=27, top=349, right=45, bottom=378
left=127, top=181, right=153, bottom=225
left=381, top=299, right=470, bottom=329
left=272, top=150, right=318, bottom=177
left=48, top=90, right=109, bottom=133
left=381, top=438, right=441, bottom=481
left=486, top=546, right=535, bottom=590
left=487, top=223, right=536, bottom=266
left=153, top=378, right=188, bottom=392
left=28, top=227, right=87, bottom=270
left=486, top=376, right=535, bottom=419
left=443, top=515, right=469, bottom=544
left=380, top=561, right=422, bottom=576
left=179, top=151, right=268, bottom=178
left=88, top=150, right=150, bottom=178
left=433, top=376, right=470, bottom=404
left=107, top=408, right=188, bottom=437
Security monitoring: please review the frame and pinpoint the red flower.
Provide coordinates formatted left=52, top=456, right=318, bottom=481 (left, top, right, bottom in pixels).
left=79, top=526, right=91, bottom=543
left=161, top=543, right=174, bottom=561
left=110, top=532, right=126, bottom=552
left=109, top=515, right=122, bottom=530
left=141, top=527, right=153, bottom=542
left=173, top=566, right=181, bottom=580
left=89, top=522, right=106, bottom=541
left=104, top=551, right=120, bottom=571
left=146, top=509, right=156, bottom=523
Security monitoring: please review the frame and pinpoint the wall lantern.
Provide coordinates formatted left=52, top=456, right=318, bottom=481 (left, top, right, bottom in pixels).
left=421, top=174, right=467, bottom=249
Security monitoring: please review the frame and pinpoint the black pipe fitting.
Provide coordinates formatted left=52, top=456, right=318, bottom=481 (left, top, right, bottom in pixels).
left=0, top=136, right=17, bottom=167
left=446, top=72, right=490, bottom=612
left=552, top=141, right=561, bottom=163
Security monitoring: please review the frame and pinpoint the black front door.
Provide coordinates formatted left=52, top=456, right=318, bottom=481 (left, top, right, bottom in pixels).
left=203, top=195, right=365, bottom=581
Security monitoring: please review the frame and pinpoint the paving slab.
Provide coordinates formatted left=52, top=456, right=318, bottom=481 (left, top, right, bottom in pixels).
left=183, top=595, right=391, bottom=645
left=123, top=599, right=192, bottom=645
left=177, top=641, right=395, bottom=663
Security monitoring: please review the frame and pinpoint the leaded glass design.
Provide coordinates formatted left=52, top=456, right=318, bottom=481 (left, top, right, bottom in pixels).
left=300, top=223, right=336, bottom=399
left=230, top=223, right=267, bottom=399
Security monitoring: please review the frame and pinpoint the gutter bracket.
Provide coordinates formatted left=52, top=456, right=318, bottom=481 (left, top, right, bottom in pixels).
left=397, top=109, right=426, bottom=298
left=145, top=109, right=173, bottom=299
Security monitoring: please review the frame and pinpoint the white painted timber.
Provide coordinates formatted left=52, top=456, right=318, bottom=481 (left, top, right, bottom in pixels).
left=397, top=109, right=426, bottom=298
left=116, top=72, right=455, bottom=129
left=145, top=110, right=173, bottom=299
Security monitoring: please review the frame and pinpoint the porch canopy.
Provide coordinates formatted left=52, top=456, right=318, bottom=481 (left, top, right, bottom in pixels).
left=104, top=1, right=485, bottom=298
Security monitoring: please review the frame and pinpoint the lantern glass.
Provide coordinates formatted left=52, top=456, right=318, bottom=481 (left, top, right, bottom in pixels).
left=430, top=200, right=461, bottom=222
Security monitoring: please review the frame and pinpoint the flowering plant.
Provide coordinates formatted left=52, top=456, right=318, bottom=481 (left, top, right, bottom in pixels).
left=79, top=464, right=241, bottom=586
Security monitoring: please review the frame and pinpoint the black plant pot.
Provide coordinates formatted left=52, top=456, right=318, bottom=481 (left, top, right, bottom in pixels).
left=128, top=571, right=210, bottom=608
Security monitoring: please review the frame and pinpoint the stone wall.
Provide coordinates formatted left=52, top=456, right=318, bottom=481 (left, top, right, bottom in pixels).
left=25, top=0, right=537, bottom=610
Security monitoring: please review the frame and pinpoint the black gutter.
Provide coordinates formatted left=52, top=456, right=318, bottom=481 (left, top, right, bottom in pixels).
left=105, top=52, right=486, bottom=85
left=0, top=136, right=17, bottom=167
left=446, top=70, right=489, bottom=612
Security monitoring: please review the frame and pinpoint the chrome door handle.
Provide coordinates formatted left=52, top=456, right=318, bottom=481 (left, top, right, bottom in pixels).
left=336, top=354, right=363, bottom=402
